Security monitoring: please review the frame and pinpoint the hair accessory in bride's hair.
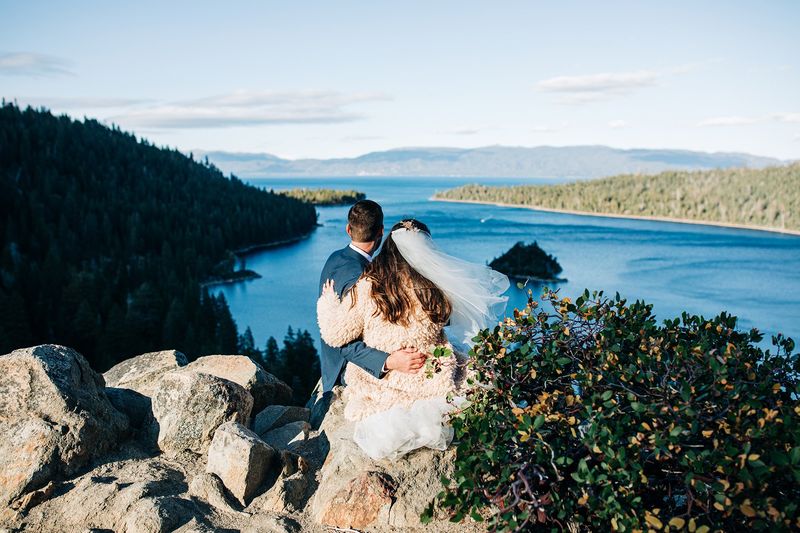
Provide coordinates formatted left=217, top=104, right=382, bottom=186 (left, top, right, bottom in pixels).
left=400, top=219, right=420, bottom=232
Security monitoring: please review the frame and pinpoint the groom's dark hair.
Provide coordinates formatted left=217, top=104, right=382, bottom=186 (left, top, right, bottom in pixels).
left=348, top=200, right=383, bottom=242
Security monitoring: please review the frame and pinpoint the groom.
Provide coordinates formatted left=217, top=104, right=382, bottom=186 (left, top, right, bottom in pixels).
left=318, top=199, right=428, bottom=392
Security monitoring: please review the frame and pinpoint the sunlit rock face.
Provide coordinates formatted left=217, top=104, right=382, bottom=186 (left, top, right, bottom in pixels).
left=0, top=344, right=128, bottom=507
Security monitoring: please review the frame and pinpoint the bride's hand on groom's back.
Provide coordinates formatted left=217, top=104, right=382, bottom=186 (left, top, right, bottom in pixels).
left=386, top=347, right=428, bottom=374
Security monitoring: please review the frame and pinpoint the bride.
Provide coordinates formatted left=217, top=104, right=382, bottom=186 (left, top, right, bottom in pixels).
left=316, top=218, right=509, bottom=459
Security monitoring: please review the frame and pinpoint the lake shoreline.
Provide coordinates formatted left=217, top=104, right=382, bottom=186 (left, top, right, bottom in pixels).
left=432, top=197, right=800, bottom=237
left=232, top=229, right=317, bottom=256
left=202, top=230, right=317, bottom=288
left=201, top=270, right=263, bottom=288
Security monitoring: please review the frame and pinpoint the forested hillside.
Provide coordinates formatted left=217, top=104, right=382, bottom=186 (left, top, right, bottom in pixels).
left=0, top=103, right=318, bottom=370
left=436, top=163, right=800, bottom=232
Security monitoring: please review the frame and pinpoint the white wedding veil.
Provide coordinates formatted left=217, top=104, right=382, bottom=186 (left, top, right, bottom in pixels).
left=391, top=222, right=510, bottom=348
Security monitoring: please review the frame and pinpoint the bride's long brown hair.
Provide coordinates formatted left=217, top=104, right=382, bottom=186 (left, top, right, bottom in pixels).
left=362, top=219, right=452, bottom=326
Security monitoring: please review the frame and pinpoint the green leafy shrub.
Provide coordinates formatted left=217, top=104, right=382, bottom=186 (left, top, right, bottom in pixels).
left=427, top=289, right=799, bottom=532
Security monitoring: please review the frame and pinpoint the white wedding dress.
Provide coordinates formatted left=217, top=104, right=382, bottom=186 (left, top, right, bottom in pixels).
left=316, top=224, right=509, bottom=459
left=354, top=396, right=456, bottom=460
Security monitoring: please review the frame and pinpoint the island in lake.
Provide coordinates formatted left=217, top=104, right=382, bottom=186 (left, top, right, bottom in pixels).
left=435, top=163, right=800, bottom=235
left=490, top=241, right=565, bottom=283
left=279, top=188, right=366, bottom=206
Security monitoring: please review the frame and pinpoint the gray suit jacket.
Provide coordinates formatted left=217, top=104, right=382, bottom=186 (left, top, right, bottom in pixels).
left=318, top=245, right=388, bottom=392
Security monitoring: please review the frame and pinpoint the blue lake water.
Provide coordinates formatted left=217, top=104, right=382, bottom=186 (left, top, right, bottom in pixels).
left=213, top=177, right=800, bottom=352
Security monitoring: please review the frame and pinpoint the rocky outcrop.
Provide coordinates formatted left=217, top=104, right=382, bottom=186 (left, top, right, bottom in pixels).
left=182, top=355, right=292, bottom=413
left=254, top=405, right=310, bottom=435
left=103, top=350, right=188, bottom=397
left=241, top=515, right=302, bottom=533
left=1, top=346, right=479, bottom=533
left=13, top=455, right=199, bottom=531
left=319, top=471, right=397, bottom=528
left=106, top=387, right=152, bottom=429
left=123, top=495, right=198, bottom=533
left=0, top=345, right=129, bottom=507
left=151, top=370, right=253, bottom=454
left=206, top=422, right=275, bottom=505
left=188, top=472, right=250, bottom=517
left=254, top=450, right=313, bottom=514
left=260, top=420, right=311, bottom=450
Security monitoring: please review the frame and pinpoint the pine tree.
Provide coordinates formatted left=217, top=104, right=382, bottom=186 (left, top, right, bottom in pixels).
left=162, top=298, right=187, bottom=351
left=97, top=304, right=128, bottom=370
left=0, top=290, right=33, bottom=353
left=262, top=336, right=281, bottom=375
left=126, top=282, right=164, bottom=355
left=237, top=326, right=260, bottom=361
left=72, top=299, right=99, bottom=357
left=214, top=293, right=238, bottom=353
left=279, top=327, right=321, bottom=404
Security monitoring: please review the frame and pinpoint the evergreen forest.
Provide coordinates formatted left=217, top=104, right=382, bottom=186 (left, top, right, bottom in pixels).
left=436, top=163, right=800, bottom=232
left=279, top=188, right=366, bottom=205
left=0, top=103, right=319, bottom=377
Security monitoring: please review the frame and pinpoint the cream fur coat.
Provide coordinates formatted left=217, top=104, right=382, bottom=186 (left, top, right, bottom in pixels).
left=317, top=276, right=466, bottom=422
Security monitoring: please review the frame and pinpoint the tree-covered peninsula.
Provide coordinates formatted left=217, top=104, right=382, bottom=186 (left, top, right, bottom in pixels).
left=0, top=103, right=318, bottom=371
left=279, top=188, right=366, bottom=206
left=435, top=163, right=800, bottom=233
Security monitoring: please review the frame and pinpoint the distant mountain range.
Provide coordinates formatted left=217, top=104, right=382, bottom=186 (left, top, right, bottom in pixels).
left=194, top=145, right=786, bottom=179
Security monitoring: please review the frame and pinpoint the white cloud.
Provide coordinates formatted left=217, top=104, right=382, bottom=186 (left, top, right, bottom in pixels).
left=608, top=120, right=628, bottom=129
left=106, top=90, right=390, bottom=129
left=13, top=96, right=151, bottom=109
left=536, top=70, right=658, bottom=104
left=0, top=52, right=73, bottom=76
left=534, top=61, right=721, bottom=105
left=696, top=116, right=762, bottom=127
left=537, top=70, right=658, bottom=93
left=111, top=106, right=360, bottom=128
left=773, top=112, right=800, bottom=123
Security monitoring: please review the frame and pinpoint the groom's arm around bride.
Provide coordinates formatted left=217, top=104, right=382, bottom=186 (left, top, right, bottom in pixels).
left=317, top=200, right=427, bottom=393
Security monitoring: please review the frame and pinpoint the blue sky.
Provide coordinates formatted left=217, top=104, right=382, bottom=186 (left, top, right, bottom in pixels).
left=1, top=0, right=798, bottom=159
